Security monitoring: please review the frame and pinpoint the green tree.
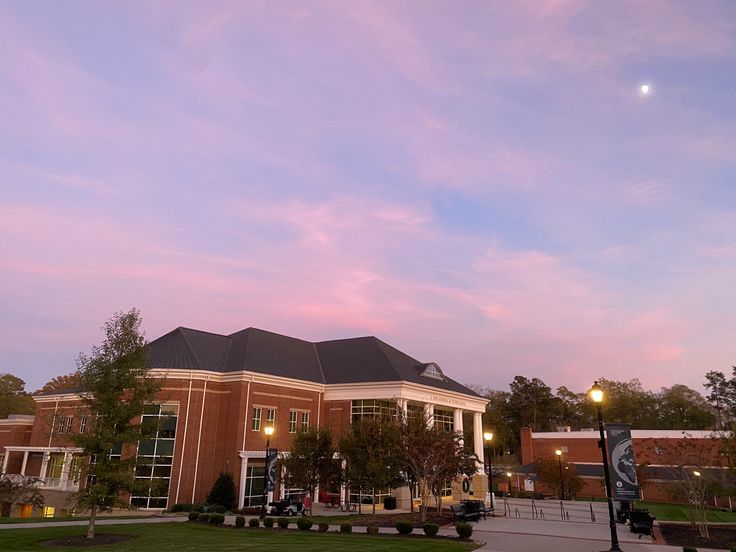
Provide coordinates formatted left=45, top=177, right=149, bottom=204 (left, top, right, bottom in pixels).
left=532, top=455, right=584, bottom=499
left=339, top=414, right=405, bottom=514
left=656, top=385, right=715, bottom=430
left=0, top=374, right=36, bottom=418
left=0, top=475, right=45, bottom=517
left=398, top=409, right=477, bottom=522
left=507, top=376, right=560, bottom=432
left=594, top=378, right=657, bottom=429
left=206, top=472, right=237, bottom=511
left=35, top=372, right=81, bottom=395
left=71, top=309, right=160, bottom=540
left=281, top=427, right=338, bottom=500
left=704, top=369, right=736, bottom=428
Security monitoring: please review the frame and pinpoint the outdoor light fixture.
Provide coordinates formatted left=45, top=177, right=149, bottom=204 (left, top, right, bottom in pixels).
left=590, top=381, right=621, bottom=552
left=484, top=432, right=494, bottom=509
left=260, top=426, right=275, bottom=518
left=555, top=449, right=564, bottom=500
left=693, top=471, right=701, bottom=477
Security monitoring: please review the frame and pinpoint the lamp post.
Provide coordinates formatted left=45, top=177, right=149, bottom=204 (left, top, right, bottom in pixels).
left=506, top=472, right=513, bottom=495
left=590, top=381, right=621, bottom=552
left=260, top=425, right=275, bottom=518
left=555, top=449, right=564, bottom=500
left=484, top=432, right=493, bottom=508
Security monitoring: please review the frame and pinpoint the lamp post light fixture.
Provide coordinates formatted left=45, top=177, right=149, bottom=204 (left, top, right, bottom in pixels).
left=484, top=432, right=494, bottom=507
left=506, top=472, right=512, bottom=495
left=555, top=449, right=564, bottom=500
left=590, top=381, right=621, bottom=552
left=260, top=425, right=275, bottom=518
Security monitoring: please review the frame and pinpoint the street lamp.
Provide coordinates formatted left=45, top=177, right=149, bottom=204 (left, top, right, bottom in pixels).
left=590, top=381, right=621, bottom=552
left=484, top=432, right=493, bottom=508
left=506, top=472, right=512, bottom=495
left=260, top=425, right=275, bottom=518
left=555, top=449, right=564, bottom=500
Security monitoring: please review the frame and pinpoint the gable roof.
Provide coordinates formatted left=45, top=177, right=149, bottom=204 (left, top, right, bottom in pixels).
left=147, top=326, right=480, bottom=398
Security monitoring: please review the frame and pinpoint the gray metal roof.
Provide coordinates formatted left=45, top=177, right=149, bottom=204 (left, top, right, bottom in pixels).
left=147, top=326, right=481, bottom=398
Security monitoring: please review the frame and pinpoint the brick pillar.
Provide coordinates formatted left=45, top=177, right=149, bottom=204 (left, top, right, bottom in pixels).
left=520, top=427, right=534, bottom=464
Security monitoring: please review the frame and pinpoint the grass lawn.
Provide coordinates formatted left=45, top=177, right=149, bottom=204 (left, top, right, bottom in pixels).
left=0, top=522, right=479, bottom=552
left=637, top=501, right=736, bottom=522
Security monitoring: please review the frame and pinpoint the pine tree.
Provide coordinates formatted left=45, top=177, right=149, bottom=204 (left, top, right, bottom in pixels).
left=206, top=472, right=237, bottom=511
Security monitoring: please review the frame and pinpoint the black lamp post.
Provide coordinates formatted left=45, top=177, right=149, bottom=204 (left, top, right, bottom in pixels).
left=555, top=449, right=564, bottom=500
left=590, top=381, right=621, bottom=552
left=483, top=432, right=493, bottom=507
left=260, top=425, right=274, bottom=518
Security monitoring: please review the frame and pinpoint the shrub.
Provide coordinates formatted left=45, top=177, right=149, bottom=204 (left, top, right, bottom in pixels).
left=193, top=503, right=206, bottom=513
left=395, top=519, right=413, bottom=535
left=683, top=548, right=697, bottom=552
left=423, top=523, right=439, bottom=536
left=213, top=505, right=226, bottom=514
left=198, top=513, right=210, bottom=523
left=235, top=515, right=245, bottom=528
left=187, top=511, right=199, bottom=521
left=206, top=472, right=237, bottom=512
left=209, top=513, right=225, bottom=525
left=367, top=525, right=379, bottom=535
left=319, top=522, right=330, bottom=533
left=296, top=517, right=313, bottom=530
left=171, top=503, right=193, bottom=512
left=277, top=517, right=290, bottom=529
left=248, top=517, right=260, bottom=528
left=263, top=517, right=275, bottom=528
left=456, top=522, right=473, bottom=539
left=340, top=522, right=352, bottom=533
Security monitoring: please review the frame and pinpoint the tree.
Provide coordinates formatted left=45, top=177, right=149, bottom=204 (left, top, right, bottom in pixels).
left=35, top=372, right=82, bottom=395
left=206, top=472, right=237, bottom=511
left=281, top=427, right=338, bottom=500
left=656, top=385, right=715, bottom=430
left=71, top=309, right=160, bottom=540
left=532, top=455, right=584, bottom=499
left=594, top=378, right=657, bottom=429
left=0, top=374, right=36, bottom=418
left=397, top=409, right=478, bottom=522
left=0, top=475, right=45, bottom=517
left=339, top=414, right=405, bottom=515
left=507, top=376, right=560, bottom=433
left=704, top=369, right=736, bottom=428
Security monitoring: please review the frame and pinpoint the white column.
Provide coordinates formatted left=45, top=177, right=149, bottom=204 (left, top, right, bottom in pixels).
left=1, top=450, right=9, bottom=473
left=39, top=452, right=49, bottom=481
left=400, top=400, right=408, bottom=420
left=239, top=456, right=249, bottom=508
left=473, top=412, right=484, bottom=465
left=60, top=451, right=73, bottom=482
left=454, top=409, right=464, bottom=445
left=20, top=451, right=29, bottom=476
left=424, top=403, right=434, bottom=428
left=340, top=459, right=347, bottom=502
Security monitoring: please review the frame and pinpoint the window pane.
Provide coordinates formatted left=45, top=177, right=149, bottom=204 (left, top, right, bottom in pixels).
left=138, top=440, right=155, bottom=456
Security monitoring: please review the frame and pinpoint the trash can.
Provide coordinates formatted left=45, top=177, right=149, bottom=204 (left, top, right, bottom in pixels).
left=383, top=496, right=397, bottom=510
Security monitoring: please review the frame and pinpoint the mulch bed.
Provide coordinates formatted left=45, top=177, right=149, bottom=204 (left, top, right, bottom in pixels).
left=660, top=523, right=736, bottom=549
left=349, top=510, right=455, bottom=527
left=43, top=534, right=137, bottom=547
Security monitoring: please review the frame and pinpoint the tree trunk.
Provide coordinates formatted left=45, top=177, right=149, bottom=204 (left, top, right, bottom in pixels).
left=372, top=489, right=376, bottom=515
left=86, top=504, right=97, bottom=540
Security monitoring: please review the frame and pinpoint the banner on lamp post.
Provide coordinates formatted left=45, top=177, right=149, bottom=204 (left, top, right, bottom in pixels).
left=266, top=448, right=278, bottom=492
left=605, top=424, right=640, bottom=500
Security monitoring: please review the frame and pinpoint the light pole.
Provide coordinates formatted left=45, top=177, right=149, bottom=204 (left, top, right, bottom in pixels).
left=590, top=381, right=621, bottom=552
left=260, top=425, right=275, bottom=518
left=506, top=472, right=513, bottom=496
left=555, top=449, right=564, bottom=500
left=484, top=432, right=493, bottom=508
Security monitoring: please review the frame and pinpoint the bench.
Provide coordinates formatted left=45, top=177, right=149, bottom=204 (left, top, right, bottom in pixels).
left=629, top=509, right=655, bottom=538
left=452, top=500, right=492, bottom=523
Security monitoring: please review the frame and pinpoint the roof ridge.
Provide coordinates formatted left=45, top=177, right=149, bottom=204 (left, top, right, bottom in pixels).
left=178, top=327, right=207, bottom=369
left=178, top=326, right=227, bottom=338
left=372, top=337, right=403, bottom=381
left=312, top=343, right=326, bottom=384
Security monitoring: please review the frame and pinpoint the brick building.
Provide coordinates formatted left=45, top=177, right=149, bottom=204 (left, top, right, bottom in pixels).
left=514, top=427, right=733, bottom=506
left=0, top=326, right=488, bottom=516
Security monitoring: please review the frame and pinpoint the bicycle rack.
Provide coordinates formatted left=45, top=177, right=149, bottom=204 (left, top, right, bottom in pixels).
left=590, top=502, right=596, bottom=523
left=514, top=507, right=520, bottom=518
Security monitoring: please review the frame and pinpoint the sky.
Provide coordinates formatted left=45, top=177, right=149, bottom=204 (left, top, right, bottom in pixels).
left=1, top=1, right=735, bottom=394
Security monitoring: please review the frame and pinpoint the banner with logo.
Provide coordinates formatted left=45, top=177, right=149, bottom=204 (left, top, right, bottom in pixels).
left=266, top=448, right=278, bottom=492
left=605, top=424, right=640, bottom=500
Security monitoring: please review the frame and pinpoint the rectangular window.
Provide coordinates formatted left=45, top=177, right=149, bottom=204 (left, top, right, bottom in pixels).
left=434, top=409, right=454, bottom=432
left=131, top=404, right=178, bottom=510
left=266, top=408, right=276, bottom=426
left=244, top=466, right=266, bottom=506
left=351, top=399, right=394, bottom=423
left=301, top=411, right=310, bottom=430
left=561, top=446, right=569, bottom=453
left=251, top=407, right=262, bottom=431
left=56, top=415, right=73, bottom=434
left=289, top=411, right=297, bottom=433
left=79, top=416, right=88, bottom=434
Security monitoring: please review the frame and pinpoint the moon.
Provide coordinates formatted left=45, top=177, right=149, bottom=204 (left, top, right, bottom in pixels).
left=639, top=84, right=651, bottom=95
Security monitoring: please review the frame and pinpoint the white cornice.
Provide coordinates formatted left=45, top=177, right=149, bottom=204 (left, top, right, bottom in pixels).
left=532, top=430, right=723, bottom=439
left=35, top=369, right=487, bottom=411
